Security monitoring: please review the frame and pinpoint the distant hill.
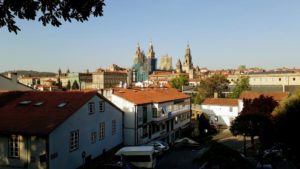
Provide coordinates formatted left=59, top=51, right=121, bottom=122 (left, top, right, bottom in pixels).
left=1, top=70, right=56, bottom=77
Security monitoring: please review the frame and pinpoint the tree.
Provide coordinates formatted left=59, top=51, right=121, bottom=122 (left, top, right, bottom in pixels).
left=193, top=74, right=229, bottom=104
left=272, top=92, right=300, bottom=153
left=0, top=0, right=105, bottom=34
left=230, top=95, right=278, bottom=152
left=169, top=75, right=188, bottom=90
left=66, top=80, right=71, bottom=90
left=56, top=77, right=62, bottom=88
left=230, top=76, right=251, bottom=98
left=71, top=80, right=79, bottom=90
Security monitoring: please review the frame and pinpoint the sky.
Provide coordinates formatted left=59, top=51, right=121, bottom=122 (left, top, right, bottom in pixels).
left=1, top=0, right=300, bottom=73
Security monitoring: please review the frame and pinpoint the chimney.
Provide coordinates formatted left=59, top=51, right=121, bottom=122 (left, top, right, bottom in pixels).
left=214, top=92, right=218, bottom=98
left=8, top=72, right=18, bottom=82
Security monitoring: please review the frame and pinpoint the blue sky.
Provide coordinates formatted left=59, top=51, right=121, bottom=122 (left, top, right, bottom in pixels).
left=1, top=0, right=300, bottom=73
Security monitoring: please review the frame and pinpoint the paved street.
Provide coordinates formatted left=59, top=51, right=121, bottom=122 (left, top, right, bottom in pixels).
left=156, top=147, right=201, bottom=169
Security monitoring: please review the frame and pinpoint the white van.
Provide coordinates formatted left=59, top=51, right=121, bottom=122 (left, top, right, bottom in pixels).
left=115, top=146, right=157, bottom=169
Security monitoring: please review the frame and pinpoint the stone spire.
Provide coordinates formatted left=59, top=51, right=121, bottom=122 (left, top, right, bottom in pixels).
left=58, top=68, right=62, bottom=76
left=147, top=42, right=155, bottom=59
left=133, top=43, right=144, bottom=65
left=182, top=44, right=193, bottom=73
left=176, top=59, right=182, bottom=73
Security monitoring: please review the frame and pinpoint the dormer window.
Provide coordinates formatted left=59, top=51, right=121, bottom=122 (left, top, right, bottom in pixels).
left=19, top=100, right=32, bottom=105
left=57, top=102, right=67, bottom=108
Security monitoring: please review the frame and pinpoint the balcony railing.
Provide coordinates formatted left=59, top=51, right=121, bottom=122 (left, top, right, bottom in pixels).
left=152, top=104, right=190, bottom=121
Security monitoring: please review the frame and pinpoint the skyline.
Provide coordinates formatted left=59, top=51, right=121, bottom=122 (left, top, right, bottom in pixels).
left=1, top=0, right=300, bottom=73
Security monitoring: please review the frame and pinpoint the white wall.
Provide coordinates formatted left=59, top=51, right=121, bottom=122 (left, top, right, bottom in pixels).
left=0, top=135, right=47, bottom=169
left=111, top=95, right=136, bottom=145
left=49, top=95, right=123, bottom=169
left=201, top=104, right=239, bottom=127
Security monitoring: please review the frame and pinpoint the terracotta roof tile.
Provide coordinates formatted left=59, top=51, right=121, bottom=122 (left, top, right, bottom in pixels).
left=202, top=98, right=238, bottom=106
left=239, top=91, right=289, bottom=101
left=0, top=91, right=98, bottom=135
left=113, top=87, right=190, bottom=105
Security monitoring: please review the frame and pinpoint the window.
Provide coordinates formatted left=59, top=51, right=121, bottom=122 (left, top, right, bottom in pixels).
left=99, top=122, right=105, bottom=140
left=112, top=120, right=116, bottom=135
left=279, top=78, right=281, bottom=81
left=99, top=101, right=105, bottom=112
left=8, top=135, right=20, bottom=158
left=91, top=132, right=97, bottom=144
left=293, top=77, right=296, bottom=81
left=229, top=107, right=233, bottom=112
left=88, top=102, right=95, bottom=114
left=69, top=130, right=79, bottom=152
left=143, top=106, right=147, bottom=123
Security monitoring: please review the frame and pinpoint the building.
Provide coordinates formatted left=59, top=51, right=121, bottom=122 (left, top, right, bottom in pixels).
left=111, top=87, right=191, bottom=145
left=132, top=43, right=157, bottom=82
left=149, top=70, right=188, bottom=85
left=159, top=55, right=172, bottom=71
left=238, top=91, right=290, bottom=111
left=92, top=68, right=128, bottom=90
left=0, top=91, right=123, bottom=169
left=228, top=72, right=300, bottom=93
left=201, top=98, right=239, bottom=127
left=68, top=72, right=93, bottom=89
left=182, top=45, right=194, bottom=74
left=0, top=73, right=32, bottom=91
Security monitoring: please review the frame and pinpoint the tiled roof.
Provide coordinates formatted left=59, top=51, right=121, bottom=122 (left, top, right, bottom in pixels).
left=202, top=98, right=238, bottom=106
left=239, top=91, right=289, bottom=101
left=113, top=87, right=190, bottom=105
left=0, top=91, right=99, bottom=135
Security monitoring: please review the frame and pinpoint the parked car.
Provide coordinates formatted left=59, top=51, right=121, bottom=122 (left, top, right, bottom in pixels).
left=147, top=140, right=169, bottom=152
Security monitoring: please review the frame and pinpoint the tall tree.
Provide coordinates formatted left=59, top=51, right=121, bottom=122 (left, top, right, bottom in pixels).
left=66, top=80, right=71, bottom=90
left=230, top=95, right=278, bottom=151
left=193, top=74, right=229, bottom=104
left=169, top=75, right=188, bottom=90
left=272, top=92, right=300, bottom=152
left=230, top=76, right=251, bottom=98
left=0, top=0, right=105, bottom=34
left=71, top=80, right=79, bottom=90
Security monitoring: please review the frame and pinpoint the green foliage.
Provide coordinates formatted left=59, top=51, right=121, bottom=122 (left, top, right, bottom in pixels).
left=66, top=80, right=71, bottom=90
left=272, top=92, right=300, bottom=150
left=230, top=95, right=277, bottom=147
left=192, top=74, right=229, bottom=104
left=230, top=76, right=251, bottom=98
left=0, top=0, right=105, bottom=34
left=71, top=80, right=79, bottom=90
left=56, top=77, right=62, bottom=88
left=169, top=75, right=188, bottom=90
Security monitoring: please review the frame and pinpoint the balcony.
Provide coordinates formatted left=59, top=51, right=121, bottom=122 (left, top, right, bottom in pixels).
left=152, top=104, right=190, bottom=122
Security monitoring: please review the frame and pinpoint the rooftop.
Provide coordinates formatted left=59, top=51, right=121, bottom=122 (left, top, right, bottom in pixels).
left=239, top=91, right=289, bottom=101
left=113, top=87, right=190, bottom=105
left=0, top=90, right=99, bottom=135
left=202, top=98, right=239, bottom=106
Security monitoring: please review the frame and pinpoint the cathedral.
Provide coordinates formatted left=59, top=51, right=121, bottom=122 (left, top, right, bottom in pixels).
left=132, top=42, right=157, bottom=82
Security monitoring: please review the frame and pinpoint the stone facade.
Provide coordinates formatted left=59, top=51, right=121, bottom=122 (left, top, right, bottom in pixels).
left=159, top=55, right=172, bottom=70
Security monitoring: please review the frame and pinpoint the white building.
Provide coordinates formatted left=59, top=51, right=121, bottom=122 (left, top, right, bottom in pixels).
left=111, top=87, right=191, bottom=145
left=0, top=73, right=32, bottom=91
left=0, top=91, right=123, bottom=169
left=201, top=98, right=239, bottom=127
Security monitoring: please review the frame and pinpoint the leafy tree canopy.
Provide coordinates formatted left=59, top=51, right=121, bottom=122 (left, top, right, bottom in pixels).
left=230, top=76, right=251, bottom=98
left=193, top=74, right=229, bottom=104
left=169, top=75, right=188, bottom=90
left=0, top=0, right=105, bottom=34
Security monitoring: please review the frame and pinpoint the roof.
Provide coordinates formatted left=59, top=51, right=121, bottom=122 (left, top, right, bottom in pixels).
left=0, top=90, right=116, bottom=135
left=113, top=87, right=190, bottom=105
left=115, top=146, right=154, bottom=155
left=202, top=98, right=238, bottom=106
left=0, top=74, right=33, bottom=90
left=239, top=91, right=289, bottom=101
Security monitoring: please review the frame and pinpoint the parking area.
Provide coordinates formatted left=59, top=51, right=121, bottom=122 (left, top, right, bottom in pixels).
left=156, top=146, right=201, bottom=169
